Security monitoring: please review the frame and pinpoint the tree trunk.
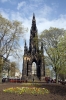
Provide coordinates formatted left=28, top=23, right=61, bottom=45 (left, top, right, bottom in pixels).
left=8, top=69, right=9, bottom=79
left=56, top=73, right=58, bottom=83
left=0, top=71, right=2, bottom=83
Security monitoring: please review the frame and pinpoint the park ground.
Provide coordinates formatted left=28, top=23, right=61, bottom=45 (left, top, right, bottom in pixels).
left=0, top=82, right=66, bottom=100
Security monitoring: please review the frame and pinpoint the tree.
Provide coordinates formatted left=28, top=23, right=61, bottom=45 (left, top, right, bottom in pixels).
left=0, top=56, right=3, bottom=73
left=10, top=61, right=20, bottom=77
left=39, top=27, right=65, bottom=83
left=0, top=56, right=3, bottom=82
left=57, top=33, right=66, bottom=80
left=45, top=67, right=51, bottom=77
left=10, top=62, right=16, bottom=77
left=0, top=14, right=27, bottom=82
left=0, top=14, right=27, bottom=59
left=2, top=59, right=11, bottom=78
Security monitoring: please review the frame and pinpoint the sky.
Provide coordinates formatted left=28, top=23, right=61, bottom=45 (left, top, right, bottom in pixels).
left=0, top=0, right=66, bottom=72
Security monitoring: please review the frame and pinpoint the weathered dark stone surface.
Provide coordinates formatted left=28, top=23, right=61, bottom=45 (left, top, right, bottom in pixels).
left=22, top=14, right=45, bottom=81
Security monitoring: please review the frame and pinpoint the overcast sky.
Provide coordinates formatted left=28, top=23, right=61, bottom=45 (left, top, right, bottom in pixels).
left=0, top=0, right=66, bottom=72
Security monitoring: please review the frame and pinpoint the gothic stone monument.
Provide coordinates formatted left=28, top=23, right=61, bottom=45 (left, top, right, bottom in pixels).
left=22, top=14, right=45, bottom=81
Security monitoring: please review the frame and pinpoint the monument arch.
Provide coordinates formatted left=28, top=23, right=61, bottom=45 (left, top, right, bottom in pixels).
left=22, top=14, right=45, bottom=81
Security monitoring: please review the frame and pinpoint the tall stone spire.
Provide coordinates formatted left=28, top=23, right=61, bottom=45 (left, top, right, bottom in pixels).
left=30, top=13, right=37, bottom=37
left=33, top=13, right=35, bottom=20
left=29, top=13, right=38, bottom=54
left=25, top=40, right=26, bottom=47
left=24, top=40, right=28, bottom=55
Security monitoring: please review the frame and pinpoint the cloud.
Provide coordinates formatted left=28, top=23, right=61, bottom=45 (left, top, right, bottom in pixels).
left=1, top=8, right=66, bottom=40
left=1, top=0, right=17, bottom=5
left=1, top=0, right=9, bottom=3
left=16, top=0, right=53, bottom=18
left=17, top=1, right=26, bottom=10
left=1, top=7, right=66, bottom=35
left=36, top=15, right=66, bottom=34
left=0, top=8, right=9, bottom=19
left=37, top=5, right=53, bottom=18
left=29, top=0, right=44, bottom=4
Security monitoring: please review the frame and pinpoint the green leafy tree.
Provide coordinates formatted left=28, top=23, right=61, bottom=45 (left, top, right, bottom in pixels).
left=58, top=33, right=66, bottom=80
left=39, top=27, right=65, bottom=83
